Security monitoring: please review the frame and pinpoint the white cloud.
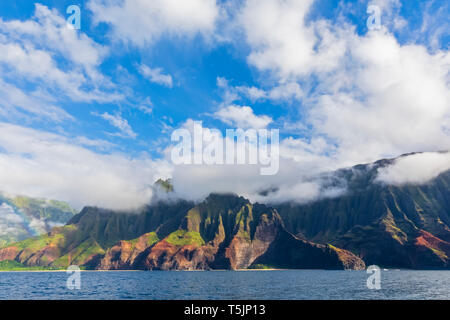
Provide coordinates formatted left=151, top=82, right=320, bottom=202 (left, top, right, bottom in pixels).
left=88, top=0, right=219, bottom=47
left=376, top=152, right=450, bottom=185
left=0, top=41, right=91, bottom=102
left=216, top=77, right=239, bottom=104
left=368, top=0, right=404, bottom=29
left=216, top=76, right=303, bottom=105
left=74, top=136, right=116, bottom=151
left=1, top=4, right=106, bottom=73
left=0, top=4, right=121, bottom=104
left=236, top=86, right=266, bottom=102
left=167, top=144, right=340, bottom=204
left=0, top=203, right=24, bottom=224
left=0, top=0, right=449, bottom=209
left=0, top=4, right=124, bottom=125
left=308, top=31, right=450, bottom=166
left=28, top=218, right=47, bottom=234
left=234, top=0, right=450, bottom=170
left=0, top=78, right=73, bottom=122
left=138, top=64, right=173, bottom=87
left=136, top=97, right=153, bottom=115
left=0, top=122, right=171, bottom=210
left=138, top=105, right=153, bottom=115
left=419, top=1, right=449, bottom=51
left=268, top=82, right=303, bottom=101
left=158, top=0, right=447, bottom=205
left=97, top=112, right=138, bottom=139
left=214, top=105, right=272, bottom=129
left=174, top=7, right=450, bottom=204
left=164, top=119, right=339, bottom=203
left=239, top=0, right=347, bottom=80
left=0, top=203, right=27, bottom=238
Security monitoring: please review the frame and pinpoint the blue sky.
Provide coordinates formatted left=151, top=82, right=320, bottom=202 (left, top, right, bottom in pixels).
left=0, top=0, right=448, bottom=209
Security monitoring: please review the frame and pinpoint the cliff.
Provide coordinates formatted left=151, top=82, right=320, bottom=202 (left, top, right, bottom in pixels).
left=0, top=194, right=364, bottom=270
left=275, top=156, right=450, bottom=269
left=2, top=153, right=450, bottom=270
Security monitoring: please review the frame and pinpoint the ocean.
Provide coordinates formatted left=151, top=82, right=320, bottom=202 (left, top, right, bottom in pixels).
left=0, top=270, right=448, bottom=300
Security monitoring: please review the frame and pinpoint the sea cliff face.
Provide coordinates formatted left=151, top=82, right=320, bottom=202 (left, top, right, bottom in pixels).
left=1, top=154, right=450, bottom=270
left=275, top=158, right=450, bottom=269
left=0, top=194, right=364, bottom=270
left=96, top=196, right=364, bottom=270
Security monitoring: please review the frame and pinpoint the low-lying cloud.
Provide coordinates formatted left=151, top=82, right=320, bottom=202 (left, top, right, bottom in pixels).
left=0, top=122, right=171, bottom=210
left=376, top=152, right=450, bottom=186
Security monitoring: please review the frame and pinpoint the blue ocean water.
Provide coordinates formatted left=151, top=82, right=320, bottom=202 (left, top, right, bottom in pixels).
left=0, top=270, right=448, bottom=300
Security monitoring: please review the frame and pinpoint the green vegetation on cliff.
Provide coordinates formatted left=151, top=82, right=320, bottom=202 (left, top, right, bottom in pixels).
left=52, top=238, right=105, bottom=268
left=0, top=260, right=59, bottom=271
left=128, top=232, right=159, bottom=249
left=166, top=230, right=205, bottom=246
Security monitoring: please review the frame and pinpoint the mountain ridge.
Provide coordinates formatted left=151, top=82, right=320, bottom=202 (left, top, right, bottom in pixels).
left=0, top=193, right=365, bottom=270
left=1, top=152, right=450, bottom=270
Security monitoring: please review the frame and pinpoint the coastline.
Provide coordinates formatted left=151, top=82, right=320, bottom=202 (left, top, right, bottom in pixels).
left=0, top=268, right=413, bottom=272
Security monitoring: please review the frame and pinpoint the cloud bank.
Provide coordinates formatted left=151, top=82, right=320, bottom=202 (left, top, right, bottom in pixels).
left=376, top=152, right=450, bottom=186
left=0, top=123, right=171, bottom=210
left=165, top=0, right=450, bottom=203
left=0, top=1, right=449, bottom=209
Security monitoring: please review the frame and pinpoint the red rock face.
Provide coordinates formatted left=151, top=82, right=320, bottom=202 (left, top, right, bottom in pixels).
left=415, top=230, right=450, bottom=250
left=0, top=243, right=60, bottom=267
left=97, top=241, right=132, bottom=270
left=97, top=217, right=449, bottom=271
left=0, top=194, right=366, bottom=270
left=327, top=245, right=366, bottom=270
left=224, top=213, right=280, bottom=269
left=412, top=230, right=450, bottom=267
left=98, top=233, right=157, bottom=270
left=0, top=247, right=19, bottom=261
left=142, top=241, right=214, bottom=270
left=97, top=206, right=365, bottom=271
left=24, top=245, right=60, bottom=266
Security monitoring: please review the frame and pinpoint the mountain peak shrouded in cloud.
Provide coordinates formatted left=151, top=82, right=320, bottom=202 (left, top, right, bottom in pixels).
left=157, top=151, right=450, bottom=207
left=4, top=165, right=450, bottom=270
left=376, top=151, right=450, bottom=186
left=0, top=0, right=448, bottom=210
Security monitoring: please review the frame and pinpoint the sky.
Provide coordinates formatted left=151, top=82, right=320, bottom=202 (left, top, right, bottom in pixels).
left=0, top=0, right=448, bottom=210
